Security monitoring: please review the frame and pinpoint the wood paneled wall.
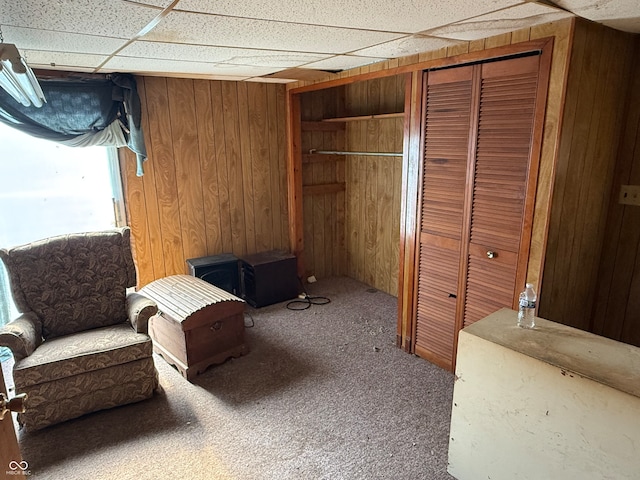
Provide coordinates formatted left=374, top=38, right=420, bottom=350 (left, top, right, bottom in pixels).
left=344, top=76, right=404, bottom=296
left=591, top=36, right=640, bottom=346
left=120, top=77, right=289, bottom=287
left=299, top=88, right=345, bottom=281
left=538, top=20, right=636, bottom=331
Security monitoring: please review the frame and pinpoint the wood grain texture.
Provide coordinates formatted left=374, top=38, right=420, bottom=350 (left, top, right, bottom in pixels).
left=298, top=88, right=345, bottom=279
left=415, top=68, right=473, bottom=368
left=167, top=78, right=207, bottom=264
left=538, top=20, right=636, bottom=333
left=527, top=21, right=573, bottom=298
left=193, top=80, right=222, bottom=256
left=139, top=77, right=184, bottom=278
left=591, top=36, right=640, bottom=345
left=211, top=81, right=234, bottom=254
left=344, top=76, right=405, bottom=295
left=415, top=55, right=546, bottom=370
left=122, top=78, right=288, bottom=287
left=130, top=77, right=164, bottom=285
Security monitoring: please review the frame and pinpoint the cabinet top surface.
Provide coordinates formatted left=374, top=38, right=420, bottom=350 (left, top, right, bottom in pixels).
left=463, top=309, right=640, bottom=399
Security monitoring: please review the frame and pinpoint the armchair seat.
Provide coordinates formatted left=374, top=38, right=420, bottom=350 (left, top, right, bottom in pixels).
left=14, top=324, right=153, bottom=387
left=0, top=227, right=159, bottom=430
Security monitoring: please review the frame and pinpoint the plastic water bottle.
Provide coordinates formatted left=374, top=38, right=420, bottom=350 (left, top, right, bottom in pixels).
left=517, top=283, right=536, bottom=329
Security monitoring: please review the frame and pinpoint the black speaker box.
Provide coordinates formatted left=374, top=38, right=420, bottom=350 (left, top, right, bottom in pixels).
left=239, top=250, right=298, bottom=308
left=186, top=253, right=240, bottom=296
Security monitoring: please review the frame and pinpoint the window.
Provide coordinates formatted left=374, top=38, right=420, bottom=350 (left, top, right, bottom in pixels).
left=0, top=122, right=125, bottom=360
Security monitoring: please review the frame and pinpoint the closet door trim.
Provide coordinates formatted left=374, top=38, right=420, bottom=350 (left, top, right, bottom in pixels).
left=453, top=65, right=482, bottom=362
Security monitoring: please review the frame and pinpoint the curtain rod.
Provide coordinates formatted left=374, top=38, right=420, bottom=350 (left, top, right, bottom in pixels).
left=309, top=149, right=403, bottom=157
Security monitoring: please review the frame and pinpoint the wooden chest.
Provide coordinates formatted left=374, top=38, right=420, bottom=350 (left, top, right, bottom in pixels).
left=140, top=275, right=247, bottom=380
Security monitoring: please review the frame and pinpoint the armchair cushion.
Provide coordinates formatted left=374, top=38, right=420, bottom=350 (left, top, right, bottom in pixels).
left=0, top=312, right=43, bottom=361
left=13, top=323, right=153, bottom=388
left=0, top=228, right=137, bottom=339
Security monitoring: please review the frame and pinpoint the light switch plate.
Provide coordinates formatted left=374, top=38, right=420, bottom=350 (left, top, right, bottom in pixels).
left=619, top=185, right=640, bottom=206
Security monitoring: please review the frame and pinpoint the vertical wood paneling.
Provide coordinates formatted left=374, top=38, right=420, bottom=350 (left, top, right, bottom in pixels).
left=484, top=32, right=512, bottom=49
left=237, top=83, right=256, bottom=254
left=193, top=80, right=222, bottom=255
left=167, top=78, right=207, bottom=263
left=364, top=105, right=380, bottom=287
left=343, top=76, right=405, bottom=295
left=592, top=37, right=640, bottom=346
left=311, top=92, right=327, bottom=279
left=539, top=20, right=636, bottom=332
left=298, top=88, right=346, bottom=280
left=335, top=89, right=347, bottom=278
left=142, top=77, right=184, bottom=277
left=346, top=81, right=367, bottom=282
left=133, top=78, right=165, bottom=284
left=248, top=83, right=273, bottom=253
left=210, top=81, right=234, bottom=253
left=222, top=82, right=249, bottom=255
left=122, top=79, right=288, bottom=287
left=267, top=84, right=283, bottom=250
left=527, top=20, right=573, bottom=293
left=119, top=80, right=155, bottom=286
left=119, top=147, right=154, bottom=286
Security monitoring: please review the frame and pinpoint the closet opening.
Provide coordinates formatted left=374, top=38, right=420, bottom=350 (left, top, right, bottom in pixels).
left=295, top=74, right=406, bottom=298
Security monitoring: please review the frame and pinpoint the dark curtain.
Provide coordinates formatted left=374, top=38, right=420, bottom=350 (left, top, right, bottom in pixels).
left=0, top=73, right=147, bottom=175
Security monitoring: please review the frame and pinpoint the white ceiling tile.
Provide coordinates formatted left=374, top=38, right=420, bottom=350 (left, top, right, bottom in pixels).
left=159, top=0, right=526, bottom=33
left=120, top=42, right=330, bottom=67
left=424, top=3, right=574, bottom=41
left=597, top=17, right=640, bottom=34
left=352, top=35, right=462, bottom=58
left=302, top=56, right=388, bottom=71
left=22, top=50, right=108, bottom=70
left=550, top=0, right=638, bottom=21
left=1, top=26, right=127, bottom=56
left=101, top=56, right=283, bottom=77
left=142, top=11, right=405, bottom=54
left=551, top=0, right=640, bottom=33
left=0, top=0, right=169, bottom=38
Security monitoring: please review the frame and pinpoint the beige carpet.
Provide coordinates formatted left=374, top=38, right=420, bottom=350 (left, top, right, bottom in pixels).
left=15, top=276, right=455, bottom=480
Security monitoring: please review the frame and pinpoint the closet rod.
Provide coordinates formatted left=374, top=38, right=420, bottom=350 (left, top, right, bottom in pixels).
left=309, top=149, right=403, bottom=157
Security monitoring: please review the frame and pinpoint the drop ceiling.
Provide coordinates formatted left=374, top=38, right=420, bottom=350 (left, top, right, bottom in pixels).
left=0, top=0, right=638, bottom=83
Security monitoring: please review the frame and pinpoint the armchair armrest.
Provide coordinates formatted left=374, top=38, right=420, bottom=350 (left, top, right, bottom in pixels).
left=126, top=291, right=158, bottom=334
left=0, top=312, right=43, bottom=361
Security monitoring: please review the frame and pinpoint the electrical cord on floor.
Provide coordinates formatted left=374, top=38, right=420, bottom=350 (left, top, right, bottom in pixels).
left=244, top=311, right=255, bottom=328
left=286, top=293, right=331, bottom=310
left=286, top=277, right=331, bottom=311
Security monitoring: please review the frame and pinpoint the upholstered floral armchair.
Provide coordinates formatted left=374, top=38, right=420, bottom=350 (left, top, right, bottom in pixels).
left=0, top=227, right=159, bottom=431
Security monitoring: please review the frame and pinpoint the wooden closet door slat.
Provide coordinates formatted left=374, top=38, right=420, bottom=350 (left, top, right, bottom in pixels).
left=463, top=55, right=541, bottom=328
left=414, top=67, right=473, bottom=370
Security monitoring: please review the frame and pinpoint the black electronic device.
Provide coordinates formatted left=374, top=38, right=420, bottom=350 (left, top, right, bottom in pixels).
left=239, top=250, right=298, bottom=308
left=186, top=253, right=240, bottom=296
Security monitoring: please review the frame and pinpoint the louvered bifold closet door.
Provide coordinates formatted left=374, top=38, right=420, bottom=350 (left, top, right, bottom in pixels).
left=461, top=55, right=541, bottom=328
left=414, top=66, right=473, bottom=370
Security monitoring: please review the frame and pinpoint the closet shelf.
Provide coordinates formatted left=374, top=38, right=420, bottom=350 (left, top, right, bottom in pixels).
left=303, top=183, right=346, bottom=195
left=322, top=112, right=404, bottom=122
left=309, top=149, right=402, bottom=157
